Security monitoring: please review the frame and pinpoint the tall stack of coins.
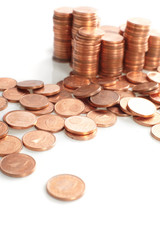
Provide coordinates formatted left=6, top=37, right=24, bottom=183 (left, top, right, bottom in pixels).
left=53, top=7, right=73, bottom=62
left=99, top=33, right=124, bottom=77
left=124, top=18, right=151, bottom=72
left=144, top=29, right=160, bottom=70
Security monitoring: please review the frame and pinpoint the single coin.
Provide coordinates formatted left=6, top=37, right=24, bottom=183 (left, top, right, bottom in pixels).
left=63, top=76, right=90, bottom=90
left=107, top=105, right=129, bottom=117
left=33, top=84, right=60, bottom=96
left=0, top=135, right=22, bottom=157
left=3, top=110, right=37, bottom=129
left=0, top=96, right=8, bottom=111
left=0, top=153, right=36, bottom=177
left=87, top=110, right=117, bottom=127
left=132, top=82, right=159, bottom=93
left=104, top=79, right=130, bottom=91
left=0, top=121, right=8, bottom=138
left=81, top=100, right=96, bottom=114
left=29, top=102, right=54, bottom=115
left=48, top=90, right=72, bottom=103
left=90, top=90, right=120, bottom=107
left=133, top=112, right=160, bottom=127
left=0, top=78, right=17, bottom=90
left=147, top=72, right=160, bottom=83
left=115, top=90, right=135, bottom=99
left=91, top=77, right=117, bottom=87
left=151, top=124, right=160, bottom=140
left=36, top=114, right=64, bottom=133
left=2, top=87, right=29, bottom=102
left=127, top=97, right=156, bottom=118
left=126, top=71, right=148, bottom=84
left=46, top=174, right=85, bottom=201
left=150, top=92, right=160, bottom=104
left=120, top=97, right=133, bottom=115
left=73, top=84, right=101, bottom=98
left=17, top=80, right=44, bottom=90
left=23, top=130, right=56, bottom=151
left=20, top=94, right=49, bottom=110
left=65, top=116, right=97, bottom=135
left=57, top=80, right=74, bottom=93
left=55, top=98, right=85, bottom=117
left=65, top=129, right=97, bottom=141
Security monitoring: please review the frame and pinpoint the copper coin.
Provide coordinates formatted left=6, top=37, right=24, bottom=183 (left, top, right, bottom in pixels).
left=0, top=78, right=17, bottom=91
left=29, top=102, right=54, bottom=115
left=157, top=66, right=160, bottom=73
left=23, top=130, right=56, bottom=151
left=151, top=124, right=160, bottom=140
left=65, top=129, right=97, bottom=140
left=104, top=79, right=130, bottom=91
left=33, top=84, right=60, bottom=96
left=81, top=100, right=96, bottom=114
left=150, top=92, right=160, bottom=104
left=107, top=105, right=129, bottom=117
left=91, top=77, right=117, bottom=87
left=126, top=71, right=148, bottom=84
left=0, top=153, right=36, bottom=177
left=90, top=90, right=120, bottom=107
left=0, top=135, right=22, bottom=157
left=63, top=75, right=90, bottom=90
left=133, top=112, right=160, bottom=127
left=73, top=84, right=101, bottom=98
left=48, top=90, right=72, bottom=103
left=55, top=98, right=85, bottom=117
left=120, top=97, right=133, bottom=115
left=87, top=110, right=117, bottom=127
left=36, top=114, right=64, bottom=133
left=115, top=90, right=135, bottom=99
left=147, top=72, right=160, bottom=83
left=0, top=121, right=8, bottom=138
left=127, top=97, right=156, bottom=118
left=0, top=96, right=8, bottom=111
left=4, top=110, right=37, bottom=129
left=2, top=87, right=29, bottom=102
left=46, top=174, right=85, bottom=201
left=65, top=116, right=97, bottom=135
left=17, top=80, right=44, bottom=90
left=132, top=82, right=159, bottom=93
left=20, top=94, right=49, bottom=110
left=57, top=80, right=74, bottom=93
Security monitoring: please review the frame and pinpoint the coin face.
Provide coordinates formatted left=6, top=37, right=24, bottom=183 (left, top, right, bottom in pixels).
left=132, top=82, right=159, bottom=93
left=0, top=121, right=8, bottom=138
left=4, top=110, right=37, bottom=129
left=151, top=124, right=160, bottom=140
left=22, top=130, right=56, bottom=151
left=48, top=90, right=72, bottom=103
left=64, top=75, right=90, bottom=90
left=20, top=94, right=49, bottom=110
left=46, top=174, right=85, bottom=201
left=126, top=71, right=148, bottom=84
left=36, top=114, right=64, bottom=132
left=3, top=87, right=29, bottom=102
left=87, top=110, right=117, bottom=127
left=0, top=78, right=17, bottom=90
left=104, top=79, right=130, bottom=91
left=65, top=129, right=97, bottom=140
left=0, top=96, right=8, bottom=111
left=147, top=72, right=160, bottom=83
left=0, top=135, right=22, bottom=157
left=90, top=90, right=120, bottom=107
left=133, top=112, right=160, bottom=127
left=0, top=153, right=36, bottom=177
left=29, top=102, right=54, bottom=115
left=115, top=90, right=135, bottom=99
left=73, top=84, right=101, bottom=98
left=33, top=84, right=60, bottom=96
left=17, top=80, right=44, bottom=89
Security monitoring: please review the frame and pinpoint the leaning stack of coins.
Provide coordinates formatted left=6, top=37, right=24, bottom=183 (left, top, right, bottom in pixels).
left=144, top=29, right=160, bottom=71
left=99, top=33, right=124, bottom=77
left=53, top=7, right=73, bottom=62
left=123, top=18, right=151, bottom=72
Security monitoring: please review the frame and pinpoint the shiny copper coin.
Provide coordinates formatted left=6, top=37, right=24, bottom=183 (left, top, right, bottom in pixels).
left=48, top=90, right=72, bottom=103
left=73, top=84, right=101, bottom=98
left=81, top=100, right=96, bottom=114
left=22, top=130, right=56, bottom=151
left=65, top=129, right=97, bottom=141
left=36, top=114, right=64, bottom=133
left=17, top=80, right=44, bottom=90
left=126, top=71, right=148, bottom=84
left=29, top=102, right=54, bottom=115
left=104, top=79, right=130, bottom=91
left=63, top=76, right=90, bottom=90
left=115, top=90, right=135, bottom=99
left=132, top=82, right=159, bottom=93
left=0, top=78, right=17, bottom=91
left=119, top=97, right=133, bottom=115
left=2, top=87, right=29, bottom=102
left=65, top=116, right=97, bottom=135
left=133, top=112, right=160, bottom=127
left=147, top=72, right=160, bottom=83
left=91, top=77, right=117, bottom=87
left=0, top=135, right=22, bottom=157
left=47, top=174, right=85, bottom=201
left=151, top=124, right=160, bottom=140
left=0, top=153, right=36, bottom=177
left=90, top=90, right=120, bottom=107
left=20, top=94, right=49, bottom=110
left=0, top=121, right=8, bottom=138
left=33, top=84, right=60, bottom=96
left=87, top=110, right=117, bottom=127
left=150, top=92, right=160, bottom=104
left=55, top=98, right=85, bottom=117
left=0, top=96, right=8, bottom=111
left=4, top=110, right=37, bottom=129
left=107, top=105, right=129, bottom=117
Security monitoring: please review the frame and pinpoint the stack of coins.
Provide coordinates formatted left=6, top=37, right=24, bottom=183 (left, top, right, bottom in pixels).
left=144, top=29, right=160, bottom=71
left=124, top=17, right=151, bottom=72
left=99, top=33, right=124, bottom=77
left=53, top=7, right=73, bottom=62
left=72, top=27, right=104, bottom=77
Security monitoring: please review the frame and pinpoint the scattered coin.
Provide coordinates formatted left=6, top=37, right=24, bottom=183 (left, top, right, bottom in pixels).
left=115, top=90, right=135, bottom=99
left=64, top=75, right=90, bottom=90
left=29, top=102, right=54, bottom=115
left=17, top=80, right=44, bottom=90
left=20, top=94, right=49, bottom=110
left=0, top=121, right=8, bottom=138
left=126, top=71, right=148, bottom=84
left=0, top=78, right=17, bottom=90
left=133, top=112, right=160, bottom=126
left=87, top=110, right=117, bottom=127
left=0, top=96, right=8, bottom=111
left=81, top=100, right=96, bottom=114
left=91, top=76, right=117, bottom=87
left=107, top=105, right=129, bottom=117
left=65, top=129, right=97, bottom=140
left=104, top=79, right=130, bottom=91
left=151, top=124, right=160, bottom=140
left=36, top=114, right=65, bottom=132
left=3, top=87, right=29, bottom=102
left=132, top=82, right=159, bottom=93
left=119, top=97, right=133, bottom=115
left=0, top=135, right=22, bottom=157
left=73, top=84, right=101, bottom=98
left=48, top=90, right=72, bottom=103
left=33, top=84, right=60, bottom=96
left=147, top=72, right=160, bottom=83
left=90, top=90, right=120, bottom=107
left=150, top=92, right=160, bottom=104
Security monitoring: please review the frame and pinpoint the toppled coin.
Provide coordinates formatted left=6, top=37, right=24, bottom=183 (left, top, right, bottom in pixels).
left=87, top=110, right=117, bottom=127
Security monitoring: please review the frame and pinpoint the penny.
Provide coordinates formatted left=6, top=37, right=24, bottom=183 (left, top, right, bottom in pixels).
left=48, top=90, right=72, bottom=104
left=103, top=79, right=130, bottom=91
left=0, top=121, right=8, bottom=138
left=46, top=174, right=85, bottom=201
left=0, top=153, right=36, bottom=177
left=132, top=82, right=159, bottom=93
left=20, top=94, right=49, bottom=110
left=73, top=84, right=101, bottom=98
left=151, top=124, right=160, bottom=140
left=91, top=77, right=117, bottom=87
left=65, top=129, right=97, bottom=140
left=0, top=135, right=22, bottom=157
left=65, top=116, right=97, bottom=135
left=0, top=96, right=8, bottom=111
left=126, top=71, right=148, bottom=84
left=55, top=98, right=85, bottom=117
left=2, top=87, right=29, bottom=102
left=150, top=92, right=160, bottom=104
left=36, top=114, right=64, bottom=133
left=4, top=110, right=37, bottom=129
left=17, top=80, right=44, bottom=90
left=133, top=112, right=160, bottom=127
left=33, top=84, right=60, bottom=96
left=81, top=100, right=95, bottom=114
left=29, top=102, right=54, bottom=115
left=87, top=110, right=117, bottom=127
left=0, top=78, right=17, bottom=90
left=115, top=90, right=135, bottom=99
left=107, top=105, right=129, bottom=117
left=64, top=75, right=90, bottom=90
left=127, top=97, right=156, bottom=118
left=90, top=90, right=120, bottom=107
left=22, top=130, right=56, bottom=151
left=57, top=81, right=74, bottom=93
left=147, top=72, right=160, bottom=83
left=120, top=97, right=134, bottom=115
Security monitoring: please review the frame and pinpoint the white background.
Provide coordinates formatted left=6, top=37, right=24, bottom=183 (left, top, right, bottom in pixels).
left=0, top=0, right=160, bottom=239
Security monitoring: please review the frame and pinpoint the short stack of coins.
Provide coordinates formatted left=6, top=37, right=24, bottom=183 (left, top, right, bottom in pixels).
left=99, top=33, right=124, bottom=77
left=53, top=7, right=73, bottom=62
left=144, top=29, right=160, bottom=70
left=124, top=18, right=151, bottom=72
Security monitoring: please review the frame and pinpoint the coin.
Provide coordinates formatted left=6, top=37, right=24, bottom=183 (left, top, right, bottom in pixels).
left=2, top=87, right=29, bottom=102
left=119, top=97, right=133, bottom=115
left=115, top=90, right=135, bottom=99
left=46, top=174, right=85, bottom=201
left=90, top=90, right=120, bottom=107
left=63, top=75, right=90, bottom=90
left=0, top=135, right=22, bottom=157
left=33, top=84, right=60, bottom=96
left=104, top=79, right=130, bottom=91
left=151, top=124, right=160, bottom=140
left=133, top=112, right=160, bottom=126
left=0, top=96, right=8, bottom=111
left=150, top=92, right=160, bottom=104
left=87, top=110, right=117, bottom=127
left=0, top=78, right=17, bottom=90
left=29, top=102, right=54, bottom=115
left=4, top=110, right=37, bottom=129
left=147, top=72, right=160, bottom=83
left=20, top=94, right=49, bottom=110
left=22, top=130, right=56, bottom=151
left=132, top=82, right=159, bottom=93
left=0, top=153, right=36, bottom=177
left=107, top=105, right=129, bottom=117
left=65, top=129, right=97, bottom=140
left=81, top=100, right=95, bottom=114
left=48, top=90, right=72, bottom=103
left=126, top=71, right=148, bottom=84
left=36, top=114, right=64, bottom=133
left=17, top=80, right=44, bottom=90
left=0, top=121, right=8, bottom=138
left=73, top=84, right=101, bottom=98
left=157, top=66, right=160, bottom=73
left=55, top=98, right=85, bottom=117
